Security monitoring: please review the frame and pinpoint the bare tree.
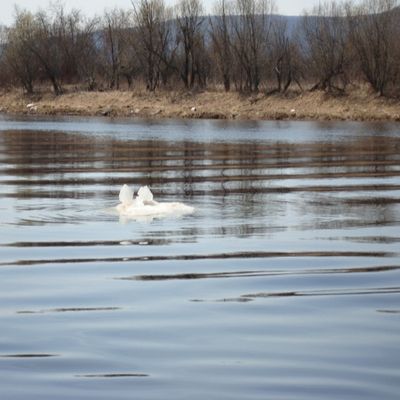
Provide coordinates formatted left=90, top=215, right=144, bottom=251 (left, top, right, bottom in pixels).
left=346, top=0, right=399, bottom=96
left=209, top=0, right=233, bottom=91
left=25, top=10, right=64, bottom=94
left=53, top=7, right=81, bottom=83
left=175, top=0, right=205, bottom=89
left=0, top=26, right=7, bottom=86
left=101, top=8, right=132, bottom=89
left=2, top=6, right=101, bottom=93
left=231, top=0, right=275, bottom=92
left=74, top=16, right=101, bottom=90
left=270, top=16, right=295, bottom=93
left=3, top=10, right=40, bottom=93
left=132, top=0, right=175, bottom=91
left=11, top=4, right=88, bottom=95
left=301, top=1, right=350, bottom=93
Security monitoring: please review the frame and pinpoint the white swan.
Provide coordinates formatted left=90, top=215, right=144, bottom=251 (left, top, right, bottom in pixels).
left=116, top=184, right=194, bottom=218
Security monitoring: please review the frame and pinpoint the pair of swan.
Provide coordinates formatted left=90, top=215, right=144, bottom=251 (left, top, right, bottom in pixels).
left=117, top=184, right=194, bottom=218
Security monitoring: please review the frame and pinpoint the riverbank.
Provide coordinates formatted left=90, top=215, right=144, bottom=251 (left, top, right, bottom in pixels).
left=0, top=88, right=399, bottom=121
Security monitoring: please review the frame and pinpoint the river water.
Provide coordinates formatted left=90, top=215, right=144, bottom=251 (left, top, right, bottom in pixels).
left=0, top=115, right=399, bottom=399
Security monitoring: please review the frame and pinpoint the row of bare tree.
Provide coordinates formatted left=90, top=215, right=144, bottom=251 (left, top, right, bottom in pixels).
left=0, top=0, right=399, bottom=97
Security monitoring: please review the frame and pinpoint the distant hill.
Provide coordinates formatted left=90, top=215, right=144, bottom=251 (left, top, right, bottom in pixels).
left=206, top=14, right=302, bottom=37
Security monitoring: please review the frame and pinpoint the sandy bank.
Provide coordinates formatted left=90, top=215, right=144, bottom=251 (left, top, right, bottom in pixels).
left=0, top=88, right=399, bottom=121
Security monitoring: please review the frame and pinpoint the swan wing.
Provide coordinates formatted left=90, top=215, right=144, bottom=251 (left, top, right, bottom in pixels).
left=119, top=184, right=134, bottom=205
left=137, top=186, right=154, bottom=202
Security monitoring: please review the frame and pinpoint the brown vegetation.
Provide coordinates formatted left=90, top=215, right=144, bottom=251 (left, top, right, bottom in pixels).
left=0, top=86, right=399, bottom=121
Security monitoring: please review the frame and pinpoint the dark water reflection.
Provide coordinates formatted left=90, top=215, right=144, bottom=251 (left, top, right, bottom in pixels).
left=0, top=116, right=400, bottom=400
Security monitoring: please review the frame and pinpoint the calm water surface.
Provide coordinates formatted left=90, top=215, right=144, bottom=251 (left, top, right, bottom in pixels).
left=0, top=115, right=399, bottom=399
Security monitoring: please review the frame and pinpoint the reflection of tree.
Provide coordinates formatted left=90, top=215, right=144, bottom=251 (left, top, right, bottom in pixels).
left=291, top=134, right=399, bottom=230
left=2, top=126, right=399, bottom=235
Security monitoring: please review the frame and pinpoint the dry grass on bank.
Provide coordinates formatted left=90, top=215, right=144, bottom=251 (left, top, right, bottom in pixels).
left=0, top=86, right=399, bottom=121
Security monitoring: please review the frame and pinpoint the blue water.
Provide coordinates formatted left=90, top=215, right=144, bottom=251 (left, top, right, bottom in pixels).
left=0, top=116, right=399, bottom=399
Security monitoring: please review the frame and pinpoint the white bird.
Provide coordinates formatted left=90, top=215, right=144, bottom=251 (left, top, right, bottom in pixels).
left=116, top=185, right=194, bottom=219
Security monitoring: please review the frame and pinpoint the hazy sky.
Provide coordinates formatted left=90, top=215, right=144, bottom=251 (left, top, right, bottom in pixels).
left=0, top=0, right=317, bottom=26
